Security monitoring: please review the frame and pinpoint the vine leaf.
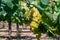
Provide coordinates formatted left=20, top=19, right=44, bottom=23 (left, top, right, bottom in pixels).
left=41, top=0, right=50, bottom=5
left=2, top=0, right=14, bottom=8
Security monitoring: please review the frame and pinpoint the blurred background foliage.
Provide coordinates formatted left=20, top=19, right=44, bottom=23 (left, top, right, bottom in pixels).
left=0, top=0, right=60, bottom=39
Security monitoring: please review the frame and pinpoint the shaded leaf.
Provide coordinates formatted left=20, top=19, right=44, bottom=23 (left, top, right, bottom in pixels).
left=41, top=0, right=50, bottom=5
left=2, top=0, right=14, bottom=8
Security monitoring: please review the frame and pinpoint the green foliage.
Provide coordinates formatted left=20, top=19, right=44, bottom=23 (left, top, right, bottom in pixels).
left=41, top=0, right=50, bottom=5
left=2, top=0, right=14, bottom=8
left=0, top=0, right=60, bottom=40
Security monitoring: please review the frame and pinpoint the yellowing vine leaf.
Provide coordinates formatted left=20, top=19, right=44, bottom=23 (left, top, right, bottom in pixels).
left=31, top=7, right=42, bottom=23
left=30, top=7, right=42, bottom=33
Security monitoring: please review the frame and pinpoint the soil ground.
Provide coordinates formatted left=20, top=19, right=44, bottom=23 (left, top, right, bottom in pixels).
left=0, top=21, right=57, bottom=40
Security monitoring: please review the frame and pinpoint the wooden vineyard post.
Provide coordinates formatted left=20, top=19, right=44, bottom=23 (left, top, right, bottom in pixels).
left=8, top=21, right=12, bottom=40
left=16, top=22, right=20, bottom=40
